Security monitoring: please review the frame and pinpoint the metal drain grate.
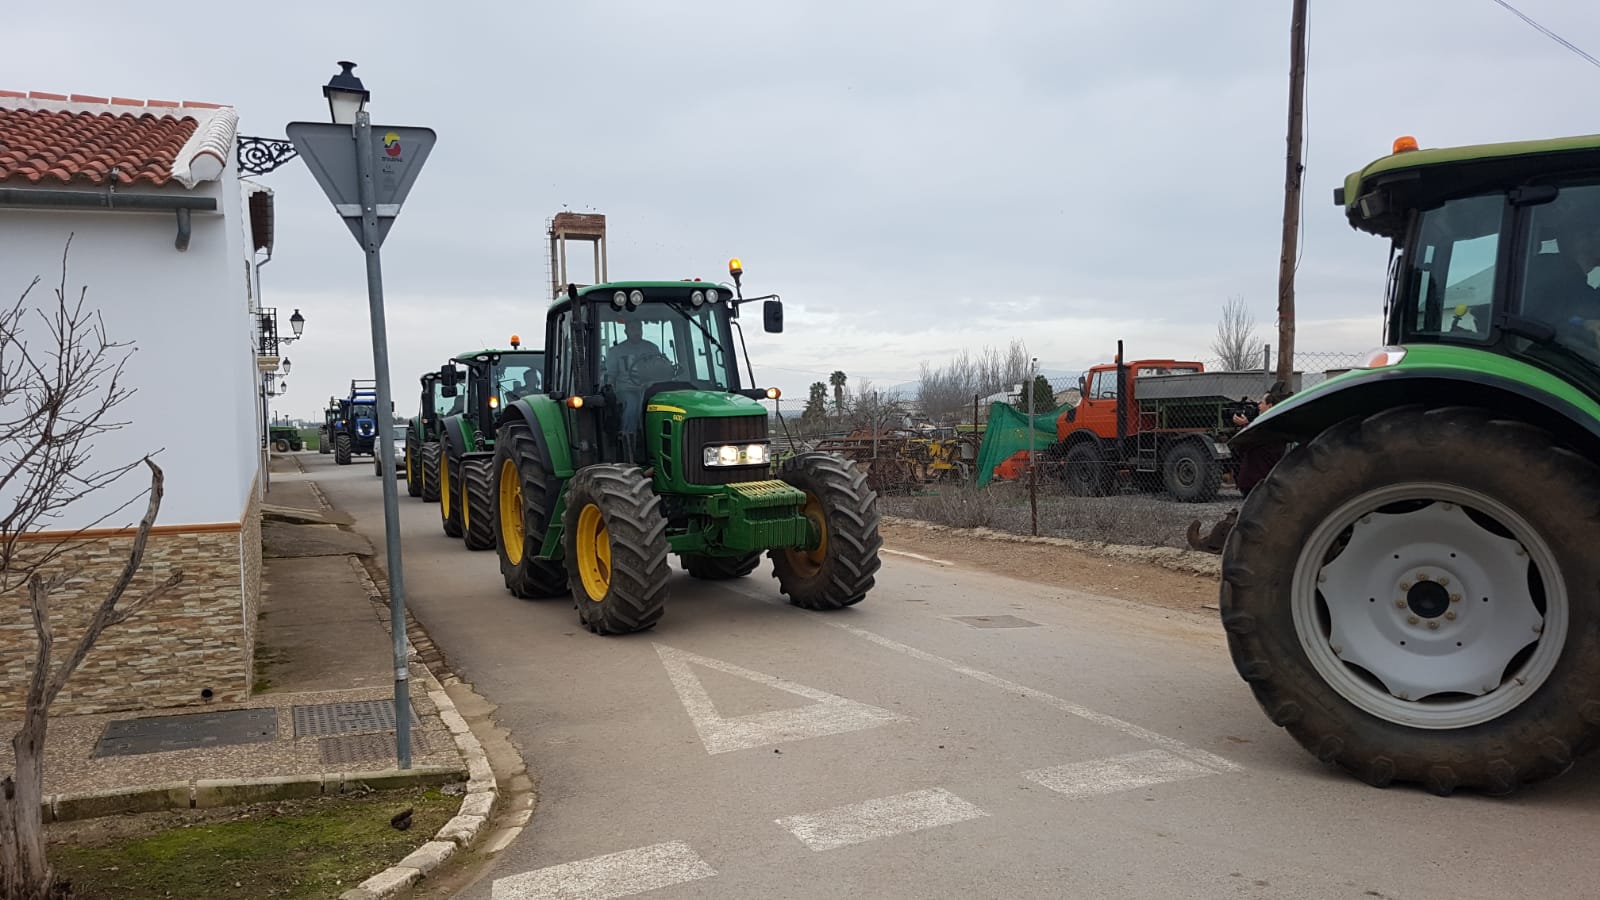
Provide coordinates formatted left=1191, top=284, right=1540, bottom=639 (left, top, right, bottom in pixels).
left=318, top=730, right=432, bottom=765
left=949, top=615, right=1041, bottom=629
left=93, top=708, right=278, bottom=758
left=291, top=700, right=419, bottom=738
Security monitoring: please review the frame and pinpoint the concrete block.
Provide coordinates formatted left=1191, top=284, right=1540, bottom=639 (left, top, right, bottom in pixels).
left=459, top=790, right=495, bottom=819
left=339, top=765, right=464, bottom=793
left=435, top=814, right=486, bottom=848
left=465, top=754, right=493, bottom=784
left=438, top=708, right=470, bottom=736
left=396, top=840, right=455, bottom=876
left=193, top=776, right=320, bottom=809
left=357, top=866, right=420, bottom=899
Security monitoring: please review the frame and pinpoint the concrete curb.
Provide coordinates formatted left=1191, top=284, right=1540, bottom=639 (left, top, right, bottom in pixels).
left=340, top=560, right=502, bottom=900
left=879, top=514, right=1223, bottom=577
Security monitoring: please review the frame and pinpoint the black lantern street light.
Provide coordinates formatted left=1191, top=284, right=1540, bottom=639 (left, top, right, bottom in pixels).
left=323, top=61, right=370, bottom=126
left=281, top=358, right=292, bottom=376
left=289, top=308, right=305, bottom=338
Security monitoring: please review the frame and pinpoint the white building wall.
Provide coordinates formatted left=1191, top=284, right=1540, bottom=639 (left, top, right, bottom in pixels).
left=0, top=179, right=260, bottom=531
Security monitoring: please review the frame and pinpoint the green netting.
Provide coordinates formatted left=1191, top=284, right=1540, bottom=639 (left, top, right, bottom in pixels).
left=975, top=401, right=1070, bottom=486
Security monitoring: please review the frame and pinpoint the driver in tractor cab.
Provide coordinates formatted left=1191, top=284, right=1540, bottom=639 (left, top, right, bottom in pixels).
left=1523, top=199, right=1600, bottom=347
left=604, top=318, right=671, bottom=450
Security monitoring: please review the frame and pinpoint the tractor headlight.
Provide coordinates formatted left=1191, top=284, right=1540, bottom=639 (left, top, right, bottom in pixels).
left=702, top=442, right=770, bottom=467
left=488, top=395, right=500, bottom=409
left=612, top=291, right=627, bottom=309
left=628, top=290, right=645, bottom=308
left=706, top=288, right=720, bottom=304
left=690, top=290, right=706, bottom=307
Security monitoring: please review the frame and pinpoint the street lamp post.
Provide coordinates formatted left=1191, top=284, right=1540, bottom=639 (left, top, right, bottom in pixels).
left=289, top=63, right=436, bottom=770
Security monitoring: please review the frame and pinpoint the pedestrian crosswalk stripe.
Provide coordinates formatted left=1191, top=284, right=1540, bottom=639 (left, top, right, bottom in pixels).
left=1022, top=749, right=1217, bottom=799
left=489, top=841, right=715, bottom=900
left=775, top=787, right=990, bottom=852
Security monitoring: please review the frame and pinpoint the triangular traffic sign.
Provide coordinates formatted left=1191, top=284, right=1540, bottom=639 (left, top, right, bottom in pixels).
left=654, top=644, right=908, bottom=754
left=285, top=121, right=437, bottom=248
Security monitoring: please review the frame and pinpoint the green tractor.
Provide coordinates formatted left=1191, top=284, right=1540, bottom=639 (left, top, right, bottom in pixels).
left=490, top=262, right=882, bottom=635
left=435, top=338, right=546, bottom=551
left=405, top=371, right=461, bottom=502
left=319, top=399, right=339, bottom=454
left=1223, top=132, right=1600, bottom=795
left=269, top=426, right=303, bottom=453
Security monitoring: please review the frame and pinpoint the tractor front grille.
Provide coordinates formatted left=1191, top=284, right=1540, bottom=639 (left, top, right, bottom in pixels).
left=683, top=415, right=769, bottom=486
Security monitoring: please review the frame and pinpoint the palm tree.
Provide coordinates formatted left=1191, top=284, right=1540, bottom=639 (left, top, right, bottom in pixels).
left=829, top=370, right=847, bottom=415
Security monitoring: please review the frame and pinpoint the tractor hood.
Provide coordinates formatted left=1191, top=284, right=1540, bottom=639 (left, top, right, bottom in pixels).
left=645, top=389, right=767, bottom=419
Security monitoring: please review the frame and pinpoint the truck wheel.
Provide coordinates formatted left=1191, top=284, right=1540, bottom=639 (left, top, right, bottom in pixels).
left=421, top=442, right=442, bottom=502
left=681, top=553, right=761, bottom=580
left=494, top=421, right=568, bottom=599
left=769, top=452, right=882, bottom=610
left=1162, top=440, right=1222, bottom=503
left=335, top=434, right=352, bottom=466
left=564, top=465, right=669, bottom=635
left=460, top=457, right=497, bottom=551
left=1221, top=405, right=1600, bottom=796
left=405, top=434, right=423, bottom=498
left=439, top=451, right=464, bottom=538
left=1063, top=443, right=1110, bottom=497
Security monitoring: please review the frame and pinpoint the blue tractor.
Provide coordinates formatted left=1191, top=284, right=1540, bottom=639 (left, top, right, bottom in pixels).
left=332, top=379, right=381, bottom=466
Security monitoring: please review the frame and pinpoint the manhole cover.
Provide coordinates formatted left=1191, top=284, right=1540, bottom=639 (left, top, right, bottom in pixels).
left=318, top=731, right=432, bottom=765
left=949, top=615, right=1040, bottom=629
left=292, top=700, right=419, bottom=738
left=93, top=708, right=278, bottom=758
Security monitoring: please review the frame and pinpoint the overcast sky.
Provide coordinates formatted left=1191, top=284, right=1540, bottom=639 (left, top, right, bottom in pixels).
left=7, top=0, right=1600, bottom=417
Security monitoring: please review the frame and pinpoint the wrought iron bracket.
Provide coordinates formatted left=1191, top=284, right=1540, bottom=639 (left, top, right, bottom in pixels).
left=237, top=136, right=299, bottom=176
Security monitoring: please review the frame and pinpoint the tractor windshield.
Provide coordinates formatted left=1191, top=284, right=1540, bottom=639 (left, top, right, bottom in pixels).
left=596, top=302, right=735, bottom=393
left=494, top=352, right=545, bottom=403
left=1516, top=181, right=1600, bottom=367
left=431, top=380, right=464, bottom=417
left=1393, top=192, right=1501, bottom=344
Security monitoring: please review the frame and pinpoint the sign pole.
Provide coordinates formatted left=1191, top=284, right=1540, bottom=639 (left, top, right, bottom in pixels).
left=354, top=110, right=411, bottom=770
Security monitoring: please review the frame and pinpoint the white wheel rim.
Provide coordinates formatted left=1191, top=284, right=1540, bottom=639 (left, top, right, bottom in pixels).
left=1293, top=482, right=1567, bottom=730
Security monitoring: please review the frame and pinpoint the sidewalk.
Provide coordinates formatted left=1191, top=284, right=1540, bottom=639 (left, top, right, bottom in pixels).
left=1, top=454, right=472, bottom=821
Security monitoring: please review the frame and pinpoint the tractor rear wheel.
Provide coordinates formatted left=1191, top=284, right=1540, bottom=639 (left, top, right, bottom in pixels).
left=421, top=443, right=441, bottom=502
left=681, top=553, right=762, bottom=580
left=1162, top=440, right=1222, bottom=503
left=1063, top=443, right=1111, bottom=496
left=563, top=465, right=669, bottom=635
left=1221, top=405, right=1600, bottom=796
left=461, top=457, right=497, bottom=551
left=405, top=433, right=423, bottom=498
left=273, top=438, right=290, bottom=453
left=334, top=434, right=352, bottom=466
left=769, top=452, right=882, bottom=610
left=494, top=421, right=568, bottom=599
left=439, top=450, right=464, bottom=538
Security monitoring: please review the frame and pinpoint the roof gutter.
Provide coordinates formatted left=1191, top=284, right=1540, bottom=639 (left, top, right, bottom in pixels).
left=0, top=188, right=219, bottom=252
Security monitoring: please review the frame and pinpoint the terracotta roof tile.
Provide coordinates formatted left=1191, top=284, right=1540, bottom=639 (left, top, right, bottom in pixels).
left=0, top=107, right=199, bottom=186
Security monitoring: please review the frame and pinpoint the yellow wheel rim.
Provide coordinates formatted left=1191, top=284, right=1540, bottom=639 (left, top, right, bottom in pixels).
left=441, top=462, right=451, bottom=518
left=407, top=446, right=415, bottom=480
left=499, top=458, right=524, bottom=564
left=785, top=492, right=828, bottom=577
left=575, top=503, right=612, bottom=600
left=462, top=473, right=471, bottom=530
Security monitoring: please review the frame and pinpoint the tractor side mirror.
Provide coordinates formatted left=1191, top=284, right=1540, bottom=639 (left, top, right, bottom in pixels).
left=763, top=299, right=783, bottom=333
left=439, top=364, right=459, bottom=397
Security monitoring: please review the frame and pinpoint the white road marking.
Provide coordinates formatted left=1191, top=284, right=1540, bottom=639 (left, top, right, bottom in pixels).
left=823, top=621, right=1244, bottom=774
left=775, top=787, right=989, bottom=852
left=1022, top=749, right=1217, bottom=798
left=655, top=643, right=909, bottom=754
left=490, top=841, right=715, bottom=900
left=881, top=547, right=954, bottom=566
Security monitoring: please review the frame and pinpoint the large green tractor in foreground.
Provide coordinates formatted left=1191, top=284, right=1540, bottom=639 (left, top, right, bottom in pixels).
left=406, top=371, right=460, bottom=502
left=492, top=263, right=882, bottom=634
left=435, top=340, right=546, bottom=551
left=1224, top=132, right=1600, bottom=795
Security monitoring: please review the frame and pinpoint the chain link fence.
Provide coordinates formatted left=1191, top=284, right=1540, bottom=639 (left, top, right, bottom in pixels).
left=778, top=349, right=1367, bottom=550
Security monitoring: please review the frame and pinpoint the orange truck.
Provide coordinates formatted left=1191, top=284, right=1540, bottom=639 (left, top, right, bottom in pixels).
left=1053, top=341, right=1293, bottom=502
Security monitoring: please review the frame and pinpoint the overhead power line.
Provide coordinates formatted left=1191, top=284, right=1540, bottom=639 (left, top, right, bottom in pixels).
left=1489, top=0, right=1600, bottom=70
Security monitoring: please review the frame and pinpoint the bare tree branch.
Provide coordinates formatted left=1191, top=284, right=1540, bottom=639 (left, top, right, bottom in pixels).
left=1211, top=296, right=1260, bottom=371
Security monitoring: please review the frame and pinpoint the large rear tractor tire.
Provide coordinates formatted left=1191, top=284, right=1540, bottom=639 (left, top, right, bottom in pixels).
left=1063, top=442, right=1111, bottom=497
left=405, top=433, right=423, bottom=498
left=334, top=434, right=352, bottom=466
left=421, top=442, right=442, bottom=503
left=460, top=456, right=497, bottom=551
left=439, top=450, right=464, bottom=538
left=1221, top=405, right=1600, bottom=796
left=273, top=438, right=290, bottom=453
left=769, top=452, right=882, bottom=610
left=1162, top=440, right=1222, bottom=503
left=494, top=421, right=568, bottom=599
left=681, top=553, right=762, bottom=580
left=563, top=465, right=669, bottom=635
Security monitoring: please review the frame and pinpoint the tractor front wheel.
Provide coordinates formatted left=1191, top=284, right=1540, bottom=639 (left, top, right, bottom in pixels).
left=405, top=433, right=423, bottom=498
left=1221, top=405, right=1600, bottom=796
left=420, top=442, right=442, bottom=502
left=681, top=553, right=762, bottom=580
left=563, top=465, right=669, bottom=635
left=1063, top=443, right=1111, bottom=497
left=769, top=453, right=882, bottom=610
left=334, top=434, right=352, bottom=466
left=494, top=421, right=568, bottom=599
left=461, top=457, right=497, bottom=551
left=439, top=451, right=464, bottom=538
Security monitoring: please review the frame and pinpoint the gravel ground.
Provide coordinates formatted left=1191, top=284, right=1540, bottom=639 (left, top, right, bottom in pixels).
left=878, top=481, right=1241, bottom=550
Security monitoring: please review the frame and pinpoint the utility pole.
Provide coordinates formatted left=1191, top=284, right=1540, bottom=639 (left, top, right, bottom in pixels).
left=1028, top=357, right=1039, bottom=536
left=1276, top=0, right=1307, bottom=389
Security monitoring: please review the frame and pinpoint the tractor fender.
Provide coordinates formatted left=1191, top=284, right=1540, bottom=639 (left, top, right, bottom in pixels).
left=1233, top=366, right=1600, bottom=461
left=503, top=396, right=575, bottom=480
left=438, top=414, right=471, bottom=461
left=1060, top=428, right=1107, bottom=453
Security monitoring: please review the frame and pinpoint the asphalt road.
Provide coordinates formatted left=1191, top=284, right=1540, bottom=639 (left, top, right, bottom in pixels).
left=297, top=452, right=1600, bottom=900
